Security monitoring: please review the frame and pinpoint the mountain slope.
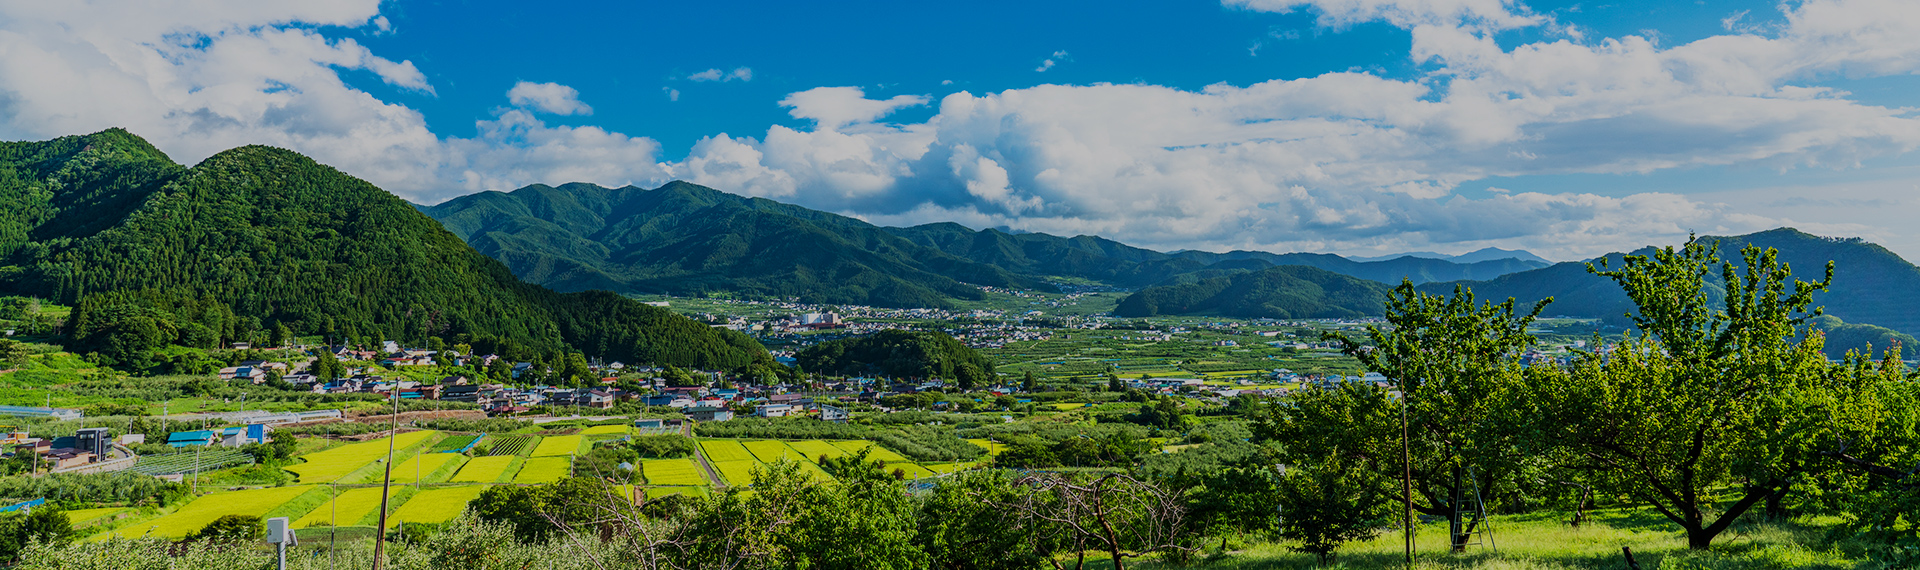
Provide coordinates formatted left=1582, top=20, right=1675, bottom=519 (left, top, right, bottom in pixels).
left=0, top=129, right=766, bottom=371
left=422, top=182, right=1042, bottom=309
left=1114, top=265, right=1392, bottom=319
left=1420, top=228, right=1920, bottom=339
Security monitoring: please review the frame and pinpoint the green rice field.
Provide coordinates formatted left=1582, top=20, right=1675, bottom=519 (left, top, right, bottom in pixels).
left=292, top=487, right=387, bottom=529
left=712, top=460, right=758, bottom=487
left=388, top=485, right=489, bottom=524
left=645, top=486, right=707, bottom=499
left=112, top=485, right=318, bottom=539
left=830, top=440, right=909, bottom=463
left=699, top=440, right=755, bottom=462
left=512, top=456, right=572, bottom=484
left=531, top=435, right=583, bottom=457
left=787, top=440, right=851, bottom=461
left=385, top=452, right=466, bottom=484
left=639, top=458, right=708, bottom=486
left=63, top=508, right=124, bottom=526
left=450, top=455, right=520, bottom=483
left=581, top=424, right=630, bottom=435
left=741, top=440, right=806, bottom=463
left=488, top=435, right=538, bottom=456
left=285, top=431, right=439, bottom=483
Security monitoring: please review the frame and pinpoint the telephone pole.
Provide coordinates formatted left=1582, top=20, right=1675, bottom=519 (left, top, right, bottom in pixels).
left=371, top=387, right=400, bottom=569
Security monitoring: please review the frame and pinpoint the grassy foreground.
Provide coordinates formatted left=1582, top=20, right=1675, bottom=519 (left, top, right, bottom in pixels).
left=1132, top=509, right=1864, bottom=570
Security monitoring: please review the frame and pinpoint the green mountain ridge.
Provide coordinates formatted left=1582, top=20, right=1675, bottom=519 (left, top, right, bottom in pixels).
left=1114, top=266, right=1392, bottom=320
left=419, top=182, right=1551, bottom=308
left=0, top=129, right=767, bottom=371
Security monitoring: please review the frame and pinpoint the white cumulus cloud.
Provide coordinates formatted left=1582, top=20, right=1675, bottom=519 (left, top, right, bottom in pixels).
left=506, top=81, right=593, bottom=115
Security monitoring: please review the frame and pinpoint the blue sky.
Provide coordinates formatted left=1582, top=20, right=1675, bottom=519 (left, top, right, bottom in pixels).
left=2, top=0, right=1918, bottom=261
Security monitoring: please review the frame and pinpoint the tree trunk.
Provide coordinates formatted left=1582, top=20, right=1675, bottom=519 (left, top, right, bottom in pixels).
left=1686, top=527, right=1716, bottom=550
left=1763, top=483, right=1791, bottom=521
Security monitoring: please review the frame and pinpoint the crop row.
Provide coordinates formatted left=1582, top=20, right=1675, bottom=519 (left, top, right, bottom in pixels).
left=488, top=435, right=537, bottom=456
left=128, top=450, right=253, bottom=475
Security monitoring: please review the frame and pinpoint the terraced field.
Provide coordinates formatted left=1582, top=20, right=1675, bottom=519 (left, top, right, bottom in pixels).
left=384, top=452, right=466, bottom=484
left=389, top=486, right=489, bottom=524
left=531, top=435, right=583, bottom=457
left=741, top=440, right=806, bottom=463
left=488, top=435, right=538, bottom=456
left=430, top=434, right=482, bottom=453
left=787, top=440, right=851, bottom=461
left=966, top=439, right=1006, bottom=455
left=286, top=431, right=440, bottom=483
left=581, top=424, right=630, bottom=435
left=63, top=508, right=124, bottom=526
left=292, top=487, right=387, bottom=528
left=450, top=456, right=520, bottom=483
left=829, top=440, right=909, bottom=463
left=512, top=457, right=571, bottom=484
left=712, top=460, right=759, bottom=487
left=698, top=440, right=755, bottom=463
left=115, top=486, right=318, bottom=539
left=639, top=458, right=708, bottom=486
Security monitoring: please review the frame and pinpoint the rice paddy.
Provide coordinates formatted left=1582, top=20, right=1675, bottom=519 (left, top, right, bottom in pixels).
left=450, top=455, right=520, bottom=483
left=112, top=485, right=318, bottom=539
left=531, top=435, right=584, bottom=457
left=285, top=431, right=440, bottom=483
left=640, top=458, right=708, bottom=486
left=581, top=424, right=630, bottom=435
left=291, top=487, right=388, bottom=528
left=512, top=456, right=572, bottom=484
left=698, top=440, right=755, bottom=462
left=388, top=485, right=489, bottom=525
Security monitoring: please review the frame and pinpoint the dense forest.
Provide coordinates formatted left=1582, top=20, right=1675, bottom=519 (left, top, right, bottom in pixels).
left=795, top=330, right=995, bottom=389
left=1114, top=265, right=1392, bottom=319
left=0, top=129, right=768, bottom=370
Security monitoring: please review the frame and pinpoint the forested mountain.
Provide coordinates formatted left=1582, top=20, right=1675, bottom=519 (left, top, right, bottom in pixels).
left=0, top=129, right=768, bottom=371
left=421, top=183, right=1549, bottom=307
left=794, top=330, right=995, bottom=388
left=1114, top=266, right=1392, bottom=319
left=420, top=182, right=1041, bottom=309
left=1418, top=228, right=1920, bottom=342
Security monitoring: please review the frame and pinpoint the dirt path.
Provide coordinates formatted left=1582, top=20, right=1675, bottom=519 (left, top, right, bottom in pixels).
left=687, top=424, right=726, bottom=488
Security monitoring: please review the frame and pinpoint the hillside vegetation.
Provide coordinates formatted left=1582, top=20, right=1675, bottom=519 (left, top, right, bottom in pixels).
left=0, top=129, right=766, bottom=370
left=1114, top=265, right=1392, bottom=319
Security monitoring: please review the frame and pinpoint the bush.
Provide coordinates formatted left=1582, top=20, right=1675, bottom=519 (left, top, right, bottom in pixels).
left=629, top=435, right=695, bottom=459
left=185, top=514, right=261, bottom=543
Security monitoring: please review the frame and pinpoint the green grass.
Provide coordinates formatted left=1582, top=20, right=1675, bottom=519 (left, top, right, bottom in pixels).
left=531, top=434, right=583, bottom=457
left=450, top=455, right=521, bottom=483
left=285, top=431, right=440, bottom=483
left=1127, top=512, right=1861, bottom=570
left=700, top=440, right=756, bottom=463
left=640, top=458, right=708, bottom=486
left=292, top=487, right=388, bottom=529
left=388, top=485, right=489, bottom=525
left=511, top=457, right=572, bottom=484
left=712, top=460, right=759, bottom=487
left=110, top=486, right=317, bottom=539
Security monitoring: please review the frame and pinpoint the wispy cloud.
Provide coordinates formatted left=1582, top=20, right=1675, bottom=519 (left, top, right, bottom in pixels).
left=1035, top=50, right=1071, bottom=72
left=688, top=67, right=753, bottom=82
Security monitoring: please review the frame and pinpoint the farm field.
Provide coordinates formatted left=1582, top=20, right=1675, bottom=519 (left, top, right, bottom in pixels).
left=63, top=508, right=124, bottom=526
left=429, top=434, right=482, bottom=453
left=786, top=440, right=850, bottom=461
left=389, top=485, right=489, bottom=525
left=385, top=452, right=466, bottom=484
left=639, top=458, right=707, bottom=486
left=488, top=435, right=539, bottom=456
left=645, top=486, right=707, bottom=499
left=531, top=435, right=583, bottom=457
left=741, top=440, right=806, bottom=463
left=512, top=456, right=572, bottom=484
left=966, top=439, right=1005, bottom=455
left=450, top=455, right=519, bottom=483
left=581, top=424, right=630, bottom=435
left=698, top=440, right=755, bottom=462
left=884, top=463, right=936, bottom=479
left=829, top=440, right=909, bottom=463
left=111, top=485, right=316, bottom=539
left=712, top=460, right=758, bottom=487
left=285, top=431, right=439, bottom=483
left=292, top=487, right=387, bottom=529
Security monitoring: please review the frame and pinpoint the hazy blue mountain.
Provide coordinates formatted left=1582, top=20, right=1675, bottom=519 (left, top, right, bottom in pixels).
left=1114, top=265, right=1392, bottom=319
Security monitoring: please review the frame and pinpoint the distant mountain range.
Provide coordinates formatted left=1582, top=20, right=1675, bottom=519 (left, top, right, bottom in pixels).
left=417, top=182, right=1550, bottom=308
left=1348, top=247, right=1553, bottom=265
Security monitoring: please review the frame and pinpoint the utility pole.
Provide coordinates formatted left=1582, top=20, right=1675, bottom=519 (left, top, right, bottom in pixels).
left=371, top=387, right=400, bottom=569
left=1401, top=386, right=1415, bottom=570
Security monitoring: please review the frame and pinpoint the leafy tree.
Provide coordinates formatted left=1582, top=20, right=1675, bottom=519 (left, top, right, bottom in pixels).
left=1285, top=281, right=1543, bottom=552
left=1022, top=370, right=1038, bottom=392
left=1107, top=374, right=1126, bottom=393
left=0, top=507, right=75, bottom=562
left=1274, top=454, right=1395, bottom=565
left=185, top=514, right=260, bottom=543
left=917, top=470, right=1054, bottom=570
left=0, top=340, right=26, bottom=366
left=312, top=347, right=343, bottom=381
left=1530, top=238, right=1869, bottom=549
